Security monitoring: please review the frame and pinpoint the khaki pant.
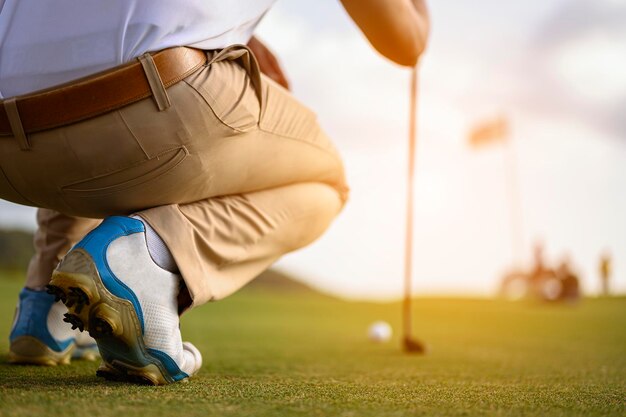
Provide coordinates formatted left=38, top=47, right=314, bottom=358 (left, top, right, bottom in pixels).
left=0, top=46, right=348, bottom=306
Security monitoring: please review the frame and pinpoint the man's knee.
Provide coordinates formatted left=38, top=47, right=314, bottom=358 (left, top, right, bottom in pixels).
left=282, top=182, right=346, bottom=253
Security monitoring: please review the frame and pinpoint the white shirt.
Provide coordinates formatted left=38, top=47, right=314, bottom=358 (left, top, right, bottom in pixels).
left=0, top=0, right=276, bottom=98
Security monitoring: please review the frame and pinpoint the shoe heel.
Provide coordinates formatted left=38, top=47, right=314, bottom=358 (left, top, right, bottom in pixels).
left=9, top=336, right=74, bottom=366
left=90, top=304, right=124, bottom=337
left=50, top=270, right=99, bottom=331
left=45, top=285, right=67, bottom=303
left=62, top=312, right=85, bottom=332
left=51, top=248, right=108, bottom=325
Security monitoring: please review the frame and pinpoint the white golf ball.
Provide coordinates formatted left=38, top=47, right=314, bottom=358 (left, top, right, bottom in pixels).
left=368, top=321, right=393, bottom=343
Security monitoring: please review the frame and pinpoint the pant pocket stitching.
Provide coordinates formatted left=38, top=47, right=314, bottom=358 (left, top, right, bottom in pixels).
left=60, top=146, right=188, bottom=197
left=0, top=166, right=38, bottom=206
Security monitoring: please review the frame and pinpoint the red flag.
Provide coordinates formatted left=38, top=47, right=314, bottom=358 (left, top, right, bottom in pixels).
left=468, top=117, right=509, bottom=148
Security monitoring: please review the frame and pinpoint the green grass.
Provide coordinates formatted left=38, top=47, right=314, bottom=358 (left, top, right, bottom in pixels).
left=0, top=276, right=624, bottom=417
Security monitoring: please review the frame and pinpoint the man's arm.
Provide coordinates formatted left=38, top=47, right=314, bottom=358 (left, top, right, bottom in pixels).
left=340, top=0, right=430, bottom=67
left=247, top=36, right=290, bottom=90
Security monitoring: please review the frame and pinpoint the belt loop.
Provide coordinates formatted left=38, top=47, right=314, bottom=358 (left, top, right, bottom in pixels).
left=138, top=53, right=171, bottom=111
left=4, top=98, right=30, bottom=150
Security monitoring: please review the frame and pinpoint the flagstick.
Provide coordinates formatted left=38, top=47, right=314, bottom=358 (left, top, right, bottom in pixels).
left=504, top=133, right=524, bottom=268
left=403, top=66, right=426, bottom=354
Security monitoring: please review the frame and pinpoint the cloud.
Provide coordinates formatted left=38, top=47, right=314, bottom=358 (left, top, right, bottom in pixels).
left=529, top=0, right=626, bottom=139
left=537, top=0, right=626, bottom=46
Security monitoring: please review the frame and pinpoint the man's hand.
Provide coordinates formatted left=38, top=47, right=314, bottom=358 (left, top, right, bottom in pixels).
left=247, top=36, right=290, bottom=90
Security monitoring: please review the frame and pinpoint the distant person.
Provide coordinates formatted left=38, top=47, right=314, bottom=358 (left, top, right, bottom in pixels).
left=529, top=241, right=556, bottom=298
left=599, top=251, right=612, bottom=296
left=0, top=1, right=430, bottom=384
left=556, top=256, right=580, bottom=302
left=528, top=241, right=570, bottom=301
left=530, top=241, right=548, bottom=283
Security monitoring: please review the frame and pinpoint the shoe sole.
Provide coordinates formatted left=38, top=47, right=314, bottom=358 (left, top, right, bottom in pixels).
left=8, top=336, right=74, bottom=366
left=95, top=361, right=162, bottom=385
left=49, top=248, right=176, bottom=385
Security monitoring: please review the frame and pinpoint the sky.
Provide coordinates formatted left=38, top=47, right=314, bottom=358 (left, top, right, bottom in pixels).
left=0, top=0, right=625, bottom=299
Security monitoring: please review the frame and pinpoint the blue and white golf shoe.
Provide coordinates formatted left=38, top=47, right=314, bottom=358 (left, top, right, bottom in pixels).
left=9, top=287, right=99, bottom=366
left=48, top=216, right=201, bottom=385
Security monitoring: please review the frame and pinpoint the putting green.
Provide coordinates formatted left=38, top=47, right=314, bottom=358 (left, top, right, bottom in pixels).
left=0, top=273, right=624, bottom=417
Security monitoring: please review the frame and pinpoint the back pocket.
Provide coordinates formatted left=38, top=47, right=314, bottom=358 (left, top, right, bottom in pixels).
left=0, top=167, right=35, bottom=206
left=61, top=146, right=188, bottom=197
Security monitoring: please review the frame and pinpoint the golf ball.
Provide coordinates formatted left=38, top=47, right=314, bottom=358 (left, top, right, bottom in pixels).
left=368, top=321, right=392, bottom=343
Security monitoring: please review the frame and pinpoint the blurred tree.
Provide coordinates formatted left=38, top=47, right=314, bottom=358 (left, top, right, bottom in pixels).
left=0, top=229, right=33, bottom=273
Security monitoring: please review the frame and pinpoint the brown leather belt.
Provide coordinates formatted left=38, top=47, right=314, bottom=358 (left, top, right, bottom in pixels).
left=0, top=47, right=207, bottom=136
